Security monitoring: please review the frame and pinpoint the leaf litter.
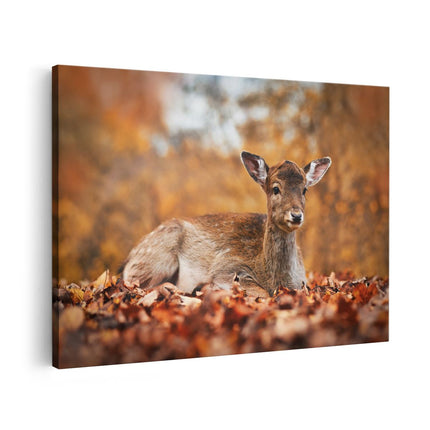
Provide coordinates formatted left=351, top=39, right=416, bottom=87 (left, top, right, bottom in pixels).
left=53, top=270, right=388, bottom=368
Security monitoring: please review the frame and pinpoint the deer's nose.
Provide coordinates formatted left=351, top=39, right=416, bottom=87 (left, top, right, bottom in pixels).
left=291, top=212, right=303, bottom=223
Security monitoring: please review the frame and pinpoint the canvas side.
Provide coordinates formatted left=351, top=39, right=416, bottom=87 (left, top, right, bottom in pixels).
left=52, top=65, right=60, bottom=368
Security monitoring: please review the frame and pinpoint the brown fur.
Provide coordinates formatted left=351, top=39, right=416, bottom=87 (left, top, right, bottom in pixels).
left=122, top=152, right=331, bottom=296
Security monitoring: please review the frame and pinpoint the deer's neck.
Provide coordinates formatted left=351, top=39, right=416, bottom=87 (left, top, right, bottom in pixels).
left=262, top=222, right=303, bottom=292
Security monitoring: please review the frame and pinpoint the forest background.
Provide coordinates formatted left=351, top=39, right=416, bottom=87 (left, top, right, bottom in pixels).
left=55, top=65, right=389, bottom=283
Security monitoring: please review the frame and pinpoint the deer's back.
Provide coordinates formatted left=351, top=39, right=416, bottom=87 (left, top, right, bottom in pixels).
left=123, top=212, right=268, bottom=292
left=187, top=212, right=267, bottom=260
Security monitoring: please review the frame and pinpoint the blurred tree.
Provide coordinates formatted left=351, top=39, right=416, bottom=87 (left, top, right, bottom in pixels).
left=55, top=66, right=388, bottom=281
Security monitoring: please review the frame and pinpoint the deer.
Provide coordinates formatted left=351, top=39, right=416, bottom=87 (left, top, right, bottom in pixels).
left=122, top=151, right=331, bottom=296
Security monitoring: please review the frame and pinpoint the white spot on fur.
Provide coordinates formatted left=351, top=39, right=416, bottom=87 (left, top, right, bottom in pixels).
left=177, top=257, right=209, bottom=293
left=213, top=281, right=234, bottom=290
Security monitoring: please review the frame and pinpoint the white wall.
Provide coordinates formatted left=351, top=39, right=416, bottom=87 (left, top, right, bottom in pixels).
left=1, top=1, right=429, bottom=429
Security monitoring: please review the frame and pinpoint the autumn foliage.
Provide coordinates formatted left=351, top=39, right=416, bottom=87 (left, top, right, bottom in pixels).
left=53, top=66, right=389, bottom=283
left=53, top=271, right=388, bottom=368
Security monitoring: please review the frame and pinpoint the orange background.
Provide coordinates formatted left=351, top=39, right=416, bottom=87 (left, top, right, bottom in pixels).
left=54, top=66, right=389, bottom=282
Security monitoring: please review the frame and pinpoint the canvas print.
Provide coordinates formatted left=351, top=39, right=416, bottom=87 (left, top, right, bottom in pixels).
left=52, top=65, right=389, bottom=368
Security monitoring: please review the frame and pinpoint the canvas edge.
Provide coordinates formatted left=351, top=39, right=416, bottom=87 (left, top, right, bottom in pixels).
left=52, top=65, right=60, bottom=368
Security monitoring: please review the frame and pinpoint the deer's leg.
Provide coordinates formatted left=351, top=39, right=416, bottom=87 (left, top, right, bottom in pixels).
left=122, top=220, right=182, bottom=288
left=237, top=277, right=270, bottom=298
left=209, top=258, right=269, bottom=297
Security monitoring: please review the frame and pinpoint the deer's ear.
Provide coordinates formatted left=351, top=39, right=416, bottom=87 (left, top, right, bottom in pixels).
left=241, top=151, right=269, bottom=186
left=303, top=157, right=332, bottom=187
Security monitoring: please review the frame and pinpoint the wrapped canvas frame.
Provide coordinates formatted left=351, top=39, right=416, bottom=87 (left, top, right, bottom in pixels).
left=52, top=65, right=389, bottom=369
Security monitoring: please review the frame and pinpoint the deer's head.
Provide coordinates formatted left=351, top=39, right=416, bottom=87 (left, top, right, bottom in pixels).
left=241, top=151, right=331, bottom=233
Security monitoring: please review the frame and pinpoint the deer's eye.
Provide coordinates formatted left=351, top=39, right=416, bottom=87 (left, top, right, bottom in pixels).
left=303, top=187, right=308, bottom=196
left=273, top=186, right=280, bottom=195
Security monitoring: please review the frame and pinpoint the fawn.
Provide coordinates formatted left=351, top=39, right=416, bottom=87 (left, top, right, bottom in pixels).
left=122, top=151, right=331, bottom=296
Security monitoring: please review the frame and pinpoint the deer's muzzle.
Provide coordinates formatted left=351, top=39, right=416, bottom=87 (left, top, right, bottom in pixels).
left=286, top=210, right=304, bottom=230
